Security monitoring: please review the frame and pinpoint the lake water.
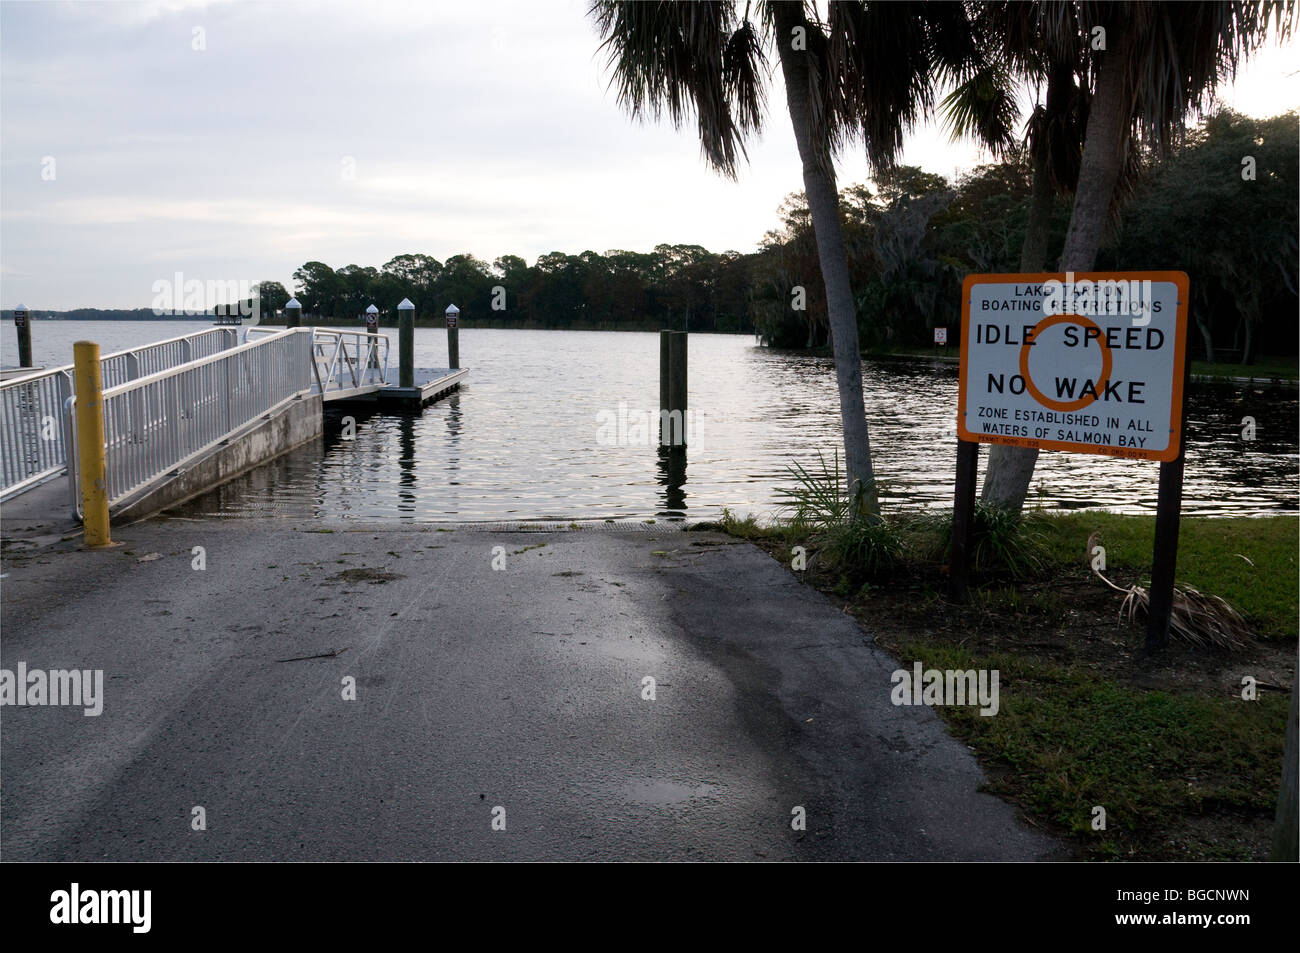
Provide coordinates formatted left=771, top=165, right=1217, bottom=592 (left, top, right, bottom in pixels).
left=7, top=320, right=1297, bottom=522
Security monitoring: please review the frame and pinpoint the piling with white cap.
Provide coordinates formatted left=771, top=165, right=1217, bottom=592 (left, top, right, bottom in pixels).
left=365, top=304, right=380, bottom=369
left=284, top=297, right=302, bottom=329
left=397, top=298, right=415, bottom=388
left=445, top=303, right=460, bottom=370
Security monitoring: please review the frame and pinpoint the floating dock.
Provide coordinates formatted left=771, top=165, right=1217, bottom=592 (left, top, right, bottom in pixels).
left=323, top=366, right=468, bottom=412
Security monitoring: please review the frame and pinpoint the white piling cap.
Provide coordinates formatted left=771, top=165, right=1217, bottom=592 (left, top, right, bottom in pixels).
left=365, top=304, right=379, bottom=314
left=14, top=303, right=28, bottom=311
left=445, top=303, right=460, bottom=315
left=397, top=298, right=415, bottom=310
left=285, top=297, right=301, bottom=309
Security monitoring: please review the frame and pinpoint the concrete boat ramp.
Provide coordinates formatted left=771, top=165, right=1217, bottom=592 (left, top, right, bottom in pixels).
left=0, top=520, right=1062, bottom=861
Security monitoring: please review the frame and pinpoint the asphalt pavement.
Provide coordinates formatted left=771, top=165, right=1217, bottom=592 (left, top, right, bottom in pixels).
left=0, top=518, right=1062, bottom=860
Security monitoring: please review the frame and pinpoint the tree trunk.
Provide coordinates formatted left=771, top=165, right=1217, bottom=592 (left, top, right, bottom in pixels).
left=982, top=27, right=1133, bottom=514
left=982, top=66, right=1068, bottom=508
left=1197, top=316, right=1215, bottom=364
left=1018, top=156, right=1055, bottom=272
left=772, top=1, right=877, bottom=514
left=1018, top=60, right=1072, bottom=273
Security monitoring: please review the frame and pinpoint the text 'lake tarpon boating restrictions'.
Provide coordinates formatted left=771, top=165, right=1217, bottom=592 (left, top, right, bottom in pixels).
left=958, top=271, right=1189, bottom=462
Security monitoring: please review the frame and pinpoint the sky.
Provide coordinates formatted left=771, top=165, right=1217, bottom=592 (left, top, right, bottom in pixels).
left=2, top=0, right=1298, bottom=310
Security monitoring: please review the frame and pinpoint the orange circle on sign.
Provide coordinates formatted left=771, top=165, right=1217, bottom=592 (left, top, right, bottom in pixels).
left=1018, top=314, right=1113, bottom=412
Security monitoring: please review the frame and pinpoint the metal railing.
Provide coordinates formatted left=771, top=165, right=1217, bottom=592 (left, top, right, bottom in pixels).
left=99, top=327, right=238, bottom=389
left=1, top=327, right=238, bottom=501
left=1, top=369, right=72, bottom=500
left=247, top=327, right=389, bottom=398
left=67, top=329, right=314, bottom=515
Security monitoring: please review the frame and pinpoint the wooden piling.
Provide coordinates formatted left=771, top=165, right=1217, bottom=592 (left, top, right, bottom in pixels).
left=14, top=305, right=33, bottom=368
left=672, top=332, right=688, bottom=446
left=398, top=298, right=415, bottom=389
left=446, top=304, right=460, bottom=370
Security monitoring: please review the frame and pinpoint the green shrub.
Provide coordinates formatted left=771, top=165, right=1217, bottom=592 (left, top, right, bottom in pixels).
left=934, top=501, right=1049, bottom=579
left=819, top=518, right=904, bottom=579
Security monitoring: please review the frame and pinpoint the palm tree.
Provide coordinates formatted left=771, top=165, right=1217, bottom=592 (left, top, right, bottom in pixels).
left=941, top=2, right=1093, bottom=509
left=590, top=0, right=973, bottom=516
left=941, top=2, right=1089, bottom=274
left=975, top=0, right=1293, bottom=513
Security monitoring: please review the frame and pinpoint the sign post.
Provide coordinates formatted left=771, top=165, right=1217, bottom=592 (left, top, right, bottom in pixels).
left=952, top=272, right=1189, bottom=648
left=1145, top=350, right=1192, bottom=649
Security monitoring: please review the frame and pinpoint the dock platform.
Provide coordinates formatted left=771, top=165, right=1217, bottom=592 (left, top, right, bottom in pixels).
left=349, top=367, right=468, bottom=411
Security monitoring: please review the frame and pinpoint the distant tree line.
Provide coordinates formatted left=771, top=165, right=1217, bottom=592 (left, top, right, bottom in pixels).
left=258, top=110, right=1293, bottom=364
left=256, top=246, right=756, bottom=332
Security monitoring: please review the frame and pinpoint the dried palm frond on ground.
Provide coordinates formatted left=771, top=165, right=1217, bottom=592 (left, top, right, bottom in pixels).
left=1085, top=532, right=1254, bottom=651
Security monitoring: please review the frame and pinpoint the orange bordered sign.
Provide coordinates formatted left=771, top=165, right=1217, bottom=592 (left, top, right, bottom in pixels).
left=958, top=271, right=1189, bottom=463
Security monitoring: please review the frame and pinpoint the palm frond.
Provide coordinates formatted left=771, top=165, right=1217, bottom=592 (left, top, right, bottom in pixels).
left=940, top=60, right=1020, bottom=154
left=1086, top=532, right=1255, bottom=651
left=590, top=0, right=767, bottom=178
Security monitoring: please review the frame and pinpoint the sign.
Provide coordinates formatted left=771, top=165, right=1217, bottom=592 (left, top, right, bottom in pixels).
left=446, top=313, right=457, bottom=329
left=13, top=309, right=28, bottom=328
left=364, top=313, right=378, bottom=330
left=934, top=327, right=947, bottom=346
left=958, top=271, right=1188, bottom=463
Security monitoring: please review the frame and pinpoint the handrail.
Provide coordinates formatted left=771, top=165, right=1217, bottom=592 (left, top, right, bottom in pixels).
left=65, top=328, right=313, bottom=517
left=2, top=326, right=236, bottom=386
left=1, top=326, right=239, bottom=500
left=99, top=327, right=295, bottom=398
left=249, top=326, right=390, bottom=395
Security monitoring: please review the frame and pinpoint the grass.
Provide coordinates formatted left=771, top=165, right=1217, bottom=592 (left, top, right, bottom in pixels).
left=861, top=346, right=959, bottom=364
left=1036, top=512, right=1298, bottom=639
left=898, top=642, right=1289, bottom=859
left=1189, top=358, right=1298, bottom=381
left=709, top=476, right=1298, bottom=859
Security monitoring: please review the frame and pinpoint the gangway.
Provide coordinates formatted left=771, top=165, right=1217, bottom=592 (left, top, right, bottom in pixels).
left=1, top=327, right=240, bottom=501
left=2, top=325, right=465, bottom=523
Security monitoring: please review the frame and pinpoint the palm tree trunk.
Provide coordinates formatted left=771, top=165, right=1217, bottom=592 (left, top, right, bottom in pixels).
left=1059, top=29, right=1132, bottom=270
left=1197, top=316, right=1215, bottom=363
left=1017, top=60, right=1072, bottom=272
left=982, top=68, right=1067, bottom=509
left=1018, top=155, right=1055, bottom=271
left=771, top=1, right=877, bottom=514
left=982, top=30, right=1133, bottom=514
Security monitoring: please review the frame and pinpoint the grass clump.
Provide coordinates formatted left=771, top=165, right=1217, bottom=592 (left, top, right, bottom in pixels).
left=958, top=502, right=1048, bottom=580
left=771, top=451, right=903, bottom=583
left=819, top=519, right=903, bottom=580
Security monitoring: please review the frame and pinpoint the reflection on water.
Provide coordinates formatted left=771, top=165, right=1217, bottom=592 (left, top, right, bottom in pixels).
left=656, top=446, right=688, bottom=518
left=25, top=324, right=1291, bottom=523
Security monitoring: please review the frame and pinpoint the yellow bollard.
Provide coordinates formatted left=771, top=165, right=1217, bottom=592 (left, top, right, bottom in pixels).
left=72, top=340, right=112, bottom=547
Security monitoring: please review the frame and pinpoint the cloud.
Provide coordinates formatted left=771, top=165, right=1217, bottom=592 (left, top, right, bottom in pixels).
left=2, top=0, right=1295, bottom=309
